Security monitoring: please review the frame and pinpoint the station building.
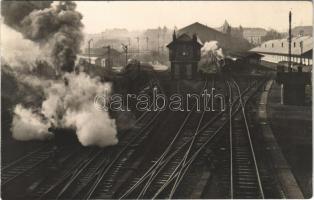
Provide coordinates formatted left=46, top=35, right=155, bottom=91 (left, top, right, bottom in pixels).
left=177, top=22, right=251, bottom=53
left=250, top=36, right=313, bottom=70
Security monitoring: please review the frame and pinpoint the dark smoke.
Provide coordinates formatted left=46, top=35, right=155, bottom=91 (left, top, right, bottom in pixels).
left=1, top=1, right=52, bottom=29
left=1, top=1, right=83, bottom=73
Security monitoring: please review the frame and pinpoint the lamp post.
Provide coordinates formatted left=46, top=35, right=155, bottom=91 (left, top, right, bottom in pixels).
left=88, top=38, right=93, bottom=64
left=121, top=43, right=128, bottom=66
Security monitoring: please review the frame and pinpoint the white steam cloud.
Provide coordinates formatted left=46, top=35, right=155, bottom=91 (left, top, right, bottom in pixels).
left=199, top=41, right=226, bottom=73
left=11, top=105, right=52, bottom=141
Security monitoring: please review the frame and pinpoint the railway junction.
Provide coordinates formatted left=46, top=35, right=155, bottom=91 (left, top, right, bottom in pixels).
left=1, top=4, right=312, bottom=199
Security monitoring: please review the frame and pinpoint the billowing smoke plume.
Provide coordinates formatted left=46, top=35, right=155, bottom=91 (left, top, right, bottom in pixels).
left=199, top=41, right=226, bottom=73
left=2, top=1, right=118, bottom=147
left=2, top=1, right=83, bottom=73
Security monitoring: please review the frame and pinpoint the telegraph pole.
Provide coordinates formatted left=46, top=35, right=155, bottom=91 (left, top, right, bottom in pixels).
left=88, top=38, right=93, bottom=64
left=146, top=36, right=149, bottom=50
left=121, top=43, right=128, bottom=66
left=288, top=11, right=292, bottom=71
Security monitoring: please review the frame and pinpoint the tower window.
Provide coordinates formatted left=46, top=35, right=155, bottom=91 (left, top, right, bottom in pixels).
left=265, top=44, right=267, bottom=48
left=293, top=42, right=296, bottom=47
left=281, top=42, right=283, bottom=47
left=272, top=43, right=274, bottom=48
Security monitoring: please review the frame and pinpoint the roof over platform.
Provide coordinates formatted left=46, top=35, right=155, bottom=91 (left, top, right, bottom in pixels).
left=250, top=36, right=313, bottom=57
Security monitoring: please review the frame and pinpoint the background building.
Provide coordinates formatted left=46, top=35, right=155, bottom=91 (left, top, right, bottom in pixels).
left=243, top=28, right=267, bottom=45
left=292, top=26, right=312, bottom=37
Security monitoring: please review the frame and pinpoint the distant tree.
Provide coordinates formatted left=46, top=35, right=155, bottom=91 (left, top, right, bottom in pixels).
left=261, top=29, right=284, bottom=42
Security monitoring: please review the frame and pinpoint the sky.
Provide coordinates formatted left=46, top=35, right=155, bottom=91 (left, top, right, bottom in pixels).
left=75, top=1, right=313, bottom=34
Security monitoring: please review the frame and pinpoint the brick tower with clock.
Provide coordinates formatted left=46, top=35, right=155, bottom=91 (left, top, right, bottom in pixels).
left=166, top=31, right=203, bottom=79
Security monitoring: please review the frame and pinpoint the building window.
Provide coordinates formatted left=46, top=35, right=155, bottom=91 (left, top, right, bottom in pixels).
left=281, top=42, right=283, bottom=47
left=272, top=43, right=274, bottom=48
left=293, top=42, right=296, bottom=47
left=265, top=44, right=267, bottom=48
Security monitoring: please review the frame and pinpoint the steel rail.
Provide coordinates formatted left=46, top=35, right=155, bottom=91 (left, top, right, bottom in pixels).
left=168, top=107, right=207, bottom=198
left=156, top=80, right=239, bottom=199
left=1, top=146, right=72, bottom=186
left=118, top=78, right=253, bottom=199
left=227, top=80, right=234, bottom=199
left=84, top=80, right=165, bottom=200
left=36, top=148, right=98, bottom=199
left=152, top=77, right=266, bottom=198
left=2, top=146, right=49, bottom=171
left=231, top=78, right=265, bottom=199
left=38, top=80, right=162, bottom=200
left=152, top=100, right=242, bottom=199
left=118, top=79, right=209, bottom=199
left=38, top=106, right=156, bottom=200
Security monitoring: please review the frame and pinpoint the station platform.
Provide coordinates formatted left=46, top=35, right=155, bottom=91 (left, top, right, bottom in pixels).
left=259, top=79, right=311, bottom=198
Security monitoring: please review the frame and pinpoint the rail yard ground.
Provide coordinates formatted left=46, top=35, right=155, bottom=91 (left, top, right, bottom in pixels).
left=1, top=66, right=312, bottom=199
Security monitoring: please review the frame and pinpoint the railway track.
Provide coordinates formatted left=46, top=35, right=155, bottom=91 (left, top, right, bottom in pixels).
left=24, top=78, right=165, bottom=200
left=197, top=75, right=280, bottom=199
left=82, top=79, right=208, bottom=199
left=1, top=145, right=82, bottom=199
left=113, top=79, right=222, bottom=199
left=228, top=78, right=264, bottom=199
left=1, top=145, right=75, bottom=186
left=115, top=76, right=268, bottom=199
left=3, top=73, right=280, bottom=199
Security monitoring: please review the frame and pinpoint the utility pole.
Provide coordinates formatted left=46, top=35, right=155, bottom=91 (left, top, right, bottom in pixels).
left=104, top=45, right=111, bottom=70
left=157, top=30, right=160, bottom=54
left=88, top=38, right=93, bottom=64
left=288, top=11, right=292, bottom=71
left=300, top=41, right=303, bottom=65
left=128, top=37, right=131, bottom=47
left=121, top=43, right=128, bottom=66
left=135, top=37, right=140, bottom=56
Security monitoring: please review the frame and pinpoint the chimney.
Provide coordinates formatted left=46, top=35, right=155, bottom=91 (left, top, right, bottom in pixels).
left=193, top=33, right=197, bottom=42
